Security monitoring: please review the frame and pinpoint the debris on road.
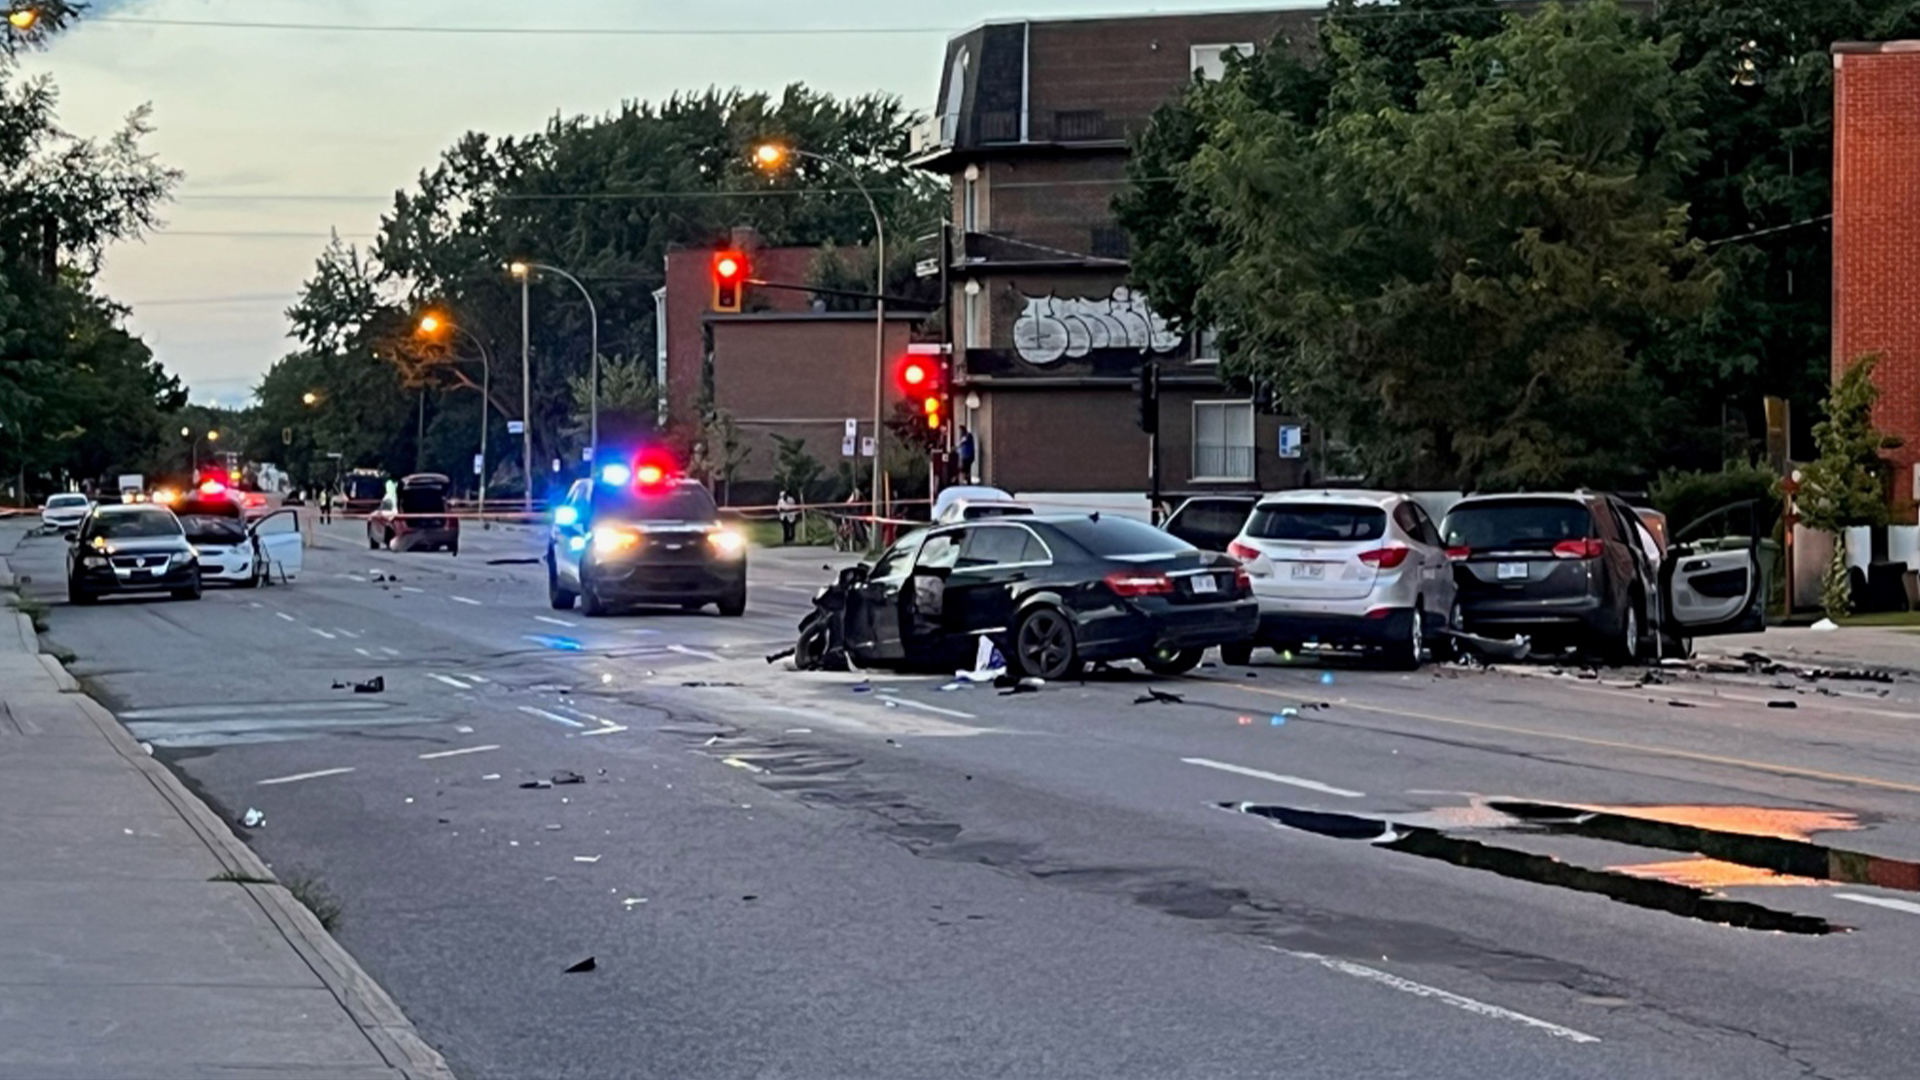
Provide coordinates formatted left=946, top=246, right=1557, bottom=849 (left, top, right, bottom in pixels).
left=622, top=897, right=648, bottom=908
left=680, top=680, right=742, bottom=688
left=573, top=855, right=601, bottom=864
left=482, top=773, right=501, bottom=781
left=519, top=780, right=553, bottom=790
left=1668, top=700, right=1697, bottom=708
left=552, top=770, right=585, bottom=785
left=1768, top=700, right=1799, bottom=709
left=1811, top=618, right=1839, bottom=631
left=352, top=676, right=385, bottom=694
left=240, top=808, right=265, bottom=828
left=544, top=824, right=563, bottom=831
left=1134, top=688, right=1185, bottom=705
left=485, top=558, right=540, bottom=566
left=564, top=956, right=596, bottom=973
left=1442, top=629, right=1532, bottom=662
left=765, top=646, right=796, bottom=664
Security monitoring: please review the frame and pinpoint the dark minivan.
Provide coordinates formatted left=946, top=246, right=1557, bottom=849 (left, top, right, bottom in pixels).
left=367, top=473, right=460, bottom=554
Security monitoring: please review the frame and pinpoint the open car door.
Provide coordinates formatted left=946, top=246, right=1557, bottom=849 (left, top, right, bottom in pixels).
left=1661, top=500, right=1768, bottom=638
left=250, top=508, right=304, bottom=583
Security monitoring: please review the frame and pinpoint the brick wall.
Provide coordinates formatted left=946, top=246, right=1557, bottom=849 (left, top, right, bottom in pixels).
left=1833, top=42, right=1920, bottom=505
left=663, top=245, right=831, bottom=431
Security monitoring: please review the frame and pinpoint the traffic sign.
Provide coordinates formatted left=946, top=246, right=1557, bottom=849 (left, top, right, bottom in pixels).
left=472, top=453, right=484, bottom=475
left=507, top=420, right=525, bottom=435
left=1278, top=425, right=1303, bottom=459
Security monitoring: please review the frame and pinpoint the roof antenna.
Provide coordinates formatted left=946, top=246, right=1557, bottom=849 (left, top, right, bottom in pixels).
left=1089, top=511, right=1101, bottom=523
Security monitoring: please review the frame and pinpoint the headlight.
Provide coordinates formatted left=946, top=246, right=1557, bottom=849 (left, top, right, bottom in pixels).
left=707, top=529, right=746, bottom=557
left=591, top=527, right=641, bottom=555
left=170, top=551, right=195, bottom=568
left=82, top=556, right=107, bottom=569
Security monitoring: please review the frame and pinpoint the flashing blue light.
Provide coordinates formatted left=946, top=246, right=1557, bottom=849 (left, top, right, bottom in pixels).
left=553, top=505, right=580, bottom=527
left=599, top=463, right=632, bottom=486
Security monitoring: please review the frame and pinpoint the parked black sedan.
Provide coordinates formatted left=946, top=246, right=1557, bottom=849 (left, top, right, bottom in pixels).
left=799, top=514, right=1256, bottom=679
left=67, top=503, right=202, bottom=604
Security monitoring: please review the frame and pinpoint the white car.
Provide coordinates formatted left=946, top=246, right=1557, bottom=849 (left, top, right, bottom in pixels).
left=41, top=493, right=92, bottom=532
left=173, top=488, right=303, bottom=586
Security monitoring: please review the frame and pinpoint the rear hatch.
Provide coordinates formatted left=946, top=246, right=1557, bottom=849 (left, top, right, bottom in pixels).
left=1234, top=501, right=1387, bottom=601
left=398, top=485, right=450, bottom=531
left=1441, top=497, right=1599, bottom=599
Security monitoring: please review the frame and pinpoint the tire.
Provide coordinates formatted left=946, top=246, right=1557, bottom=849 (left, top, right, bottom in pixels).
left=579, top=566, right=608, bottom=617
left=68, top=580, right=94, bottom=606
left=237, top=559, right=262, bottom=588
left=1607, top=597, right=1644, bottom=665
left=1434, top=600, right=1464, bottom=661
left=449, top=540, right=459, bottom=557
left=1220, top=641, right=1255, bottom=666
left=717, top=583, right=746, bottom=618
left=1383, top=604, right=1424, bottom=671
left=366, top=530, right=380, bottom=550
left=1009, top=606, right=1081, bottom=681
left=1143, top=646, right=1203, bottom=676
left=546, top=555, right=577, bottom=611
left=172, top=575, right=203, bottom=601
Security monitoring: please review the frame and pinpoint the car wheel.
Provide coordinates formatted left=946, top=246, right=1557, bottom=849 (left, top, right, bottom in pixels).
left=579, top=567, right=608, bottom=617
left=717, top=583, right=747, bottom=618
left=1608, top=600, right=1644, bottom=665
left=1010, top=606, right=1081, bottom=681
left=1143, top=646, right=1203, bottom=676
left=1219, top=641, right=1255, bottom=666
left=1384, top=604, right=1424, bottom=671
left=237, top=561, right=261, bottom=588
left=1434, top=600, right=1464, bottom=660
left=68, top=580, right=94, bottom=606
left=367, top=529, right=380, bottom=551
left=172, top=575, right=203, bottom=602
left=546, top=555, right=577, bottom=611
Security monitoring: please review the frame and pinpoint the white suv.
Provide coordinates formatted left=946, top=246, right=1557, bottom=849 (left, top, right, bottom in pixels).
left=1223, top=490, right=1458, bottom=669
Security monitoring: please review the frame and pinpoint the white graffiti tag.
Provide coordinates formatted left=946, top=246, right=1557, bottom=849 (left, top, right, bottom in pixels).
left=1013, top=287, right=1183, bottom=365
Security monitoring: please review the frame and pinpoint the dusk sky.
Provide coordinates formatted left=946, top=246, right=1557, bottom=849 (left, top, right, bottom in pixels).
left=21, top=0, right=1306, bottom=408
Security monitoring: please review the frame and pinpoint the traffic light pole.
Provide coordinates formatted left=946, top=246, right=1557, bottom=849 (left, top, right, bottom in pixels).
left=1148, top=361, right=1162, bottom=525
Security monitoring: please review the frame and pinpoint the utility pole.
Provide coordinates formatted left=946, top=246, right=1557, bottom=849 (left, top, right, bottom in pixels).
left=520, top=270, right=532, bottom=514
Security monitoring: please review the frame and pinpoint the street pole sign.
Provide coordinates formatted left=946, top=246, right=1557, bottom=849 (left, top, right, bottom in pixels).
left=860, top=436, right=876, bottom=459
left=507, top=420, right=525, bottom=436
left=1278, top=425, right=1303, bottom=459
left=472, top=453, right=484, bottom=476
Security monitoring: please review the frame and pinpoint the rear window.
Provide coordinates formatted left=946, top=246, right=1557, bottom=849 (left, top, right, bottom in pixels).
left=180, top=515, right=247, bottom=544
left=399, top=486, right=448, bottom=514
left=595, top=482, right=719, bottom=522
left=1442, top=499, right=1593, bottom=551
left=1049, top=517, right=1195, bottom=557
left=1246, top=503, right=1386, bottom=542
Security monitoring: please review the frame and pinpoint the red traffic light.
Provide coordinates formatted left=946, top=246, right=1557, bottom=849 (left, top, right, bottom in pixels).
left=896, top=358, right=936, bottom=393
left=711, top=250, right=747, bottom=313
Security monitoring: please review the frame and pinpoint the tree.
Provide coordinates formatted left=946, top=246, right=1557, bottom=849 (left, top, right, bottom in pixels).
left=1795, top=355, right=1900, bottom=535
left=568, top=354, right=662, bottom=452
left=1126, top=0, right=1715, bottom=488
left=700, top=408, right=750, bottom=504
left=771, top=433, right=825, bottom=502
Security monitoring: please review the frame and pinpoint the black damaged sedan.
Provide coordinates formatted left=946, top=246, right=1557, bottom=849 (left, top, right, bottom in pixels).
left=67, top=503, right=202, bottom=604
left=801, top=514, right=1256, bottom=679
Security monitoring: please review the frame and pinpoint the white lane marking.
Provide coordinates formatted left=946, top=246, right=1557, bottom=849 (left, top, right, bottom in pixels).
left=307, top=627, right=338, bottom=640
left=275, top=612, right=297, bottom=623
left=554, top=703, right=608, bottom=724
left=534, top=615, right=577, bottom=628
left=463, top=674, right=490, bottom=683
left=1270, top=948, right=1599, bottom=1044
left=427, top=673, right=474, bottom=690
left=877, top=695, right=975, bottom=720
left=667, top=643, right=724, bottom=663
left=1836, top=893, right=1920, bottom=916
left=575, top=724, right=629, bottom=737
left=335, top=628, right=360, bottom=639
left=517, top=705, right=586, bottom=729
left=247, top=601, right=264, bottom=609
left=257, top=766, right=357, bottom=786
left=379, top=647, right=401, bottom=657
left=451, top=595, right=482, bottom=606
left=353, top=647, right=374, bottom=658
left=1182, top=757, right=1364, bottom=799
left=419, top=744, right=500, bottom=760
left=401, top=586, right=424, bottom=594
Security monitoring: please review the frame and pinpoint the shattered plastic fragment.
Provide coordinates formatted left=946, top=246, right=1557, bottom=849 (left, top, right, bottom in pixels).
left=573, top=855, right=601, bottom=863
left=553, top=771, right=585, bottom=785
left=1811, top=618, right=1839, bottom=631
left=519, top=780, right=553, bottom=790
left=353, top=676, right=385, bottom=694
left=482, top=773, right=501, bottom=781
left=564, top=956, right=596, bottom=973
left=240, top=808, right=265, bottom=828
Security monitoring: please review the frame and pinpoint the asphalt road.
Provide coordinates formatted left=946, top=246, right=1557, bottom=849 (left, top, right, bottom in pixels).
left=12, top=517, right=1920, bottom=1079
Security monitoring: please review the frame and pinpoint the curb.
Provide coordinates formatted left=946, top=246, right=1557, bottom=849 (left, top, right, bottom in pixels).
left=2, top=556, right=454, bottom=1080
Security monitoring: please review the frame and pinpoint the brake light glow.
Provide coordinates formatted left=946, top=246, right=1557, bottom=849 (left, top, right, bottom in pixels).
left=1104, top=570, right=1175, bottom=596
left=1552, top=539, right=1604, bottom=560
left=1445, top=545, right=1471, bottom=561
left=1227, top=540, right=1260, bottom=562
left=1357, top=545, right=1410, bottom=570
left=1233, top=564, right=1250, bottom=593
left=197, top=480, right=226, bottom=496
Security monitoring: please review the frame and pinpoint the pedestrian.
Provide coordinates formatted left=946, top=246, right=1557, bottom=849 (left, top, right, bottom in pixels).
left=840, top=487, right=865, bottom=552
left=957, top=425, right=977, bottom=484
left=319, top=488, right=334, bottom=525
left=777, top=489, right=799, bottom=545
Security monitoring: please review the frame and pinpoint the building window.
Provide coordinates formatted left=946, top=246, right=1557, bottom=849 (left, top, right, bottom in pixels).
left=1193, top=400, right=1256, bottom=481
left=1194, top=327, right=1221, bottom=365
left=963, top=173, right=979, bottom=233
left=1191, top=43, right=1254, bottom=82
left=963, top=284, right=984, bottom=349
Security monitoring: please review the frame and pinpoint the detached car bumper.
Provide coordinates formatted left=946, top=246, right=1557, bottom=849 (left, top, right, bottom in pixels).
left=1458, top=592, right=1610, bottom=635
left=1254, top=609, right=1413, bottom=648
left=1075, top=597, right=1259, bottom=660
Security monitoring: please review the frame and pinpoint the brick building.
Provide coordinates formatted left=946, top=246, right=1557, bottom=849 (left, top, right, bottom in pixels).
left=1832, top=40, right=1920, bottom=508
left=909, top=9, right=1322, bottom=499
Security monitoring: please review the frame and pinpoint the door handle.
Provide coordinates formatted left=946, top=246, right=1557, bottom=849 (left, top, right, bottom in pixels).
left=1681, top=560, right=1709, bottom=573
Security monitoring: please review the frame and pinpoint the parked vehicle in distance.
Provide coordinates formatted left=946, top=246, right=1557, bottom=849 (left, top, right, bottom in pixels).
left=67, top=503, right=201, bottom=604
left=367, top=473, right=459, bottom=554
left=547, top=461, right=747, bottom=617
left=1440, top=492, right=1661, bottom=660
left=805, top=513, right=1255, bottom=679
left=341, top=469, right=388, bottom=516
left=41, top=493, right=91, bottom=533
left=1162, top=494, right=1259, bottom=553
left=1223, top=491, right=1456, bottom=669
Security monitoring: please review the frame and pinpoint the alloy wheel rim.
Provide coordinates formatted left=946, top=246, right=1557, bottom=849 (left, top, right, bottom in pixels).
left=1022, top=612, right=1067, bottom=675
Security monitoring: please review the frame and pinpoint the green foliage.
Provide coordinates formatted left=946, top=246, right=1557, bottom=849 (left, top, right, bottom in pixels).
left=804, top=243, right=939, bottom=313
left=1134, top=0, right=1713, bottom=488
left=772, top=434, right=825, bottom=501
left=1648, top=460, right=1781, bottom=536
left=1795, top=354, right=1900, bottom=533
left=567, top=354, right=660, bottom=451
left=697, top=408, right=751, bottom=503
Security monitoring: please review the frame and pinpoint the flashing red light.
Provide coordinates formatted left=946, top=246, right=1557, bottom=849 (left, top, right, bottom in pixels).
left=198, top=479, right=226, bottom=496
left=902, top=361, right=929, bottom=388
left=635, top=464, right=666, bottom=487
left=711, top=250, right=747, bottom=312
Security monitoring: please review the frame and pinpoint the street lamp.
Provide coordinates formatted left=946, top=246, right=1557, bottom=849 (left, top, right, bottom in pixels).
left=755, top=141, right=886, bottom=535
left=508, top=260, right=600, bottom=467
left=7, top=9, right=37, bottom=30
left=302, top=391, right=319, bottom=407
left=417, top=311, right=494, bottom=522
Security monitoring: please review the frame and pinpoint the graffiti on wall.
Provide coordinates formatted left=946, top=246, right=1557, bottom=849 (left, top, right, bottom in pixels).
left=1012, top=287, right=1183, bottom=365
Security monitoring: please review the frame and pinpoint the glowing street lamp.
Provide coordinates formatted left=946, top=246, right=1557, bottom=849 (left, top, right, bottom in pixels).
left=7, top=9, right=38, bottom=31
left=415, top=310, right=493, bottom=521
left=301, top=391, right=319, bottom=407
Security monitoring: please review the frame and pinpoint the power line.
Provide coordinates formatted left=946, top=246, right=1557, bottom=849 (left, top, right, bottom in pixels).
left=1703, top=213, right=1832, bottom=248
left=92, top=15, right=952, bottom=37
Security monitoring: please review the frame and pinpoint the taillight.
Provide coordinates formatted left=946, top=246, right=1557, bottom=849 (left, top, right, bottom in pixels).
left=1233, top=564, right=1251, bottom=593
left=1227, top=540, right=1260, bottom=562
left=1357, top=546, right=1410, bottom=570
left=1552, top=539, right=1604, bottom=560
left=1105, top=570, right=1175, bottom=596
left=1446, top=545, right=1471, bottom=561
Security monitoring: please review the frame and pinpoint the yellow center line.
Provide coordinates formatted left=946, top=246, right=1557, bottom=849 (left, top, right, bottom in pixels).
left=1210, top=680, right=1920, bottom=796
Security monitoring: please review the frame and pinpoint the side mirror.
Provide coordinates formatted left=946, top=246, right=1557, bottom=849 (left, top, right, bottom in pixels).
left=838, top=565, right=867, bottom=588
left=62, top=529, right=77, bottom=542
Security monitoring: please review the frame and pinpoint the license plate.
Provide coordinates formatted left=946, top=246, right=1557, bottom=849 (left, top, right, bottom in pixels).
left=1190, top=574, right=1218, bottom=594
left=1289, top=562, right=1325, bottom=581
left=1497, top=562, right=1528, bottom=580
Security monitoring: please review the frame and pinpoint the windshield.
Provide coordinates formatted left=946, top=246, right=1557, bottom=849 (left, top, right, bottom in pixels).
left=47, top=495, right=88, bottom=509
left=594, top=483, right=718, bottom=522
left=1246, top=503, right=1385, bottom=543
left=179, top=515, right=248, bottom=544
left=87, top=511, right=182, bottom=540
left=344, top=475, right=386, bottom=501
left=1442, top=499, right=1593, bottom=551
left=1050, top=517, right=1195, bottom=557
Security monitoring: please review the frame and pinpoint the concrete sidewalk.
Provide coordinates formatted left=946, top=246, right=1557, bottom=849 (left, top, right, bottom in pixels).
left=0, top=539, right=451, bottom=1080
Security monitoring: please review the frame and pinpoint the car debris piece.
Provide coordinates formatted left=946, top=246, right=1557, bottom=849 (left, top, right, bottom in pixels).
left=765, top=646, right=796, bottom=664
left=519, top=780, right=553, bottom=790
left=1134, top=688, right=1185, bottom=705
left=553, top=771, right=585, bottom=785
left=1811, top=618, right=1839, bottom=631
left=1768, top=700, right=1798, bottom=709
left=482, top=773, right=501, bottom=781
left=564, top=956, right=596, bottom=973
left=545, top=824, right=563, bottom=831
left=353, top=676, right=385, bottom=694
left=1440, top=629, right=1532, bottom=661
left=573, top=855, right=601, bottom=863
left=240, top=808, right=265, bottom=828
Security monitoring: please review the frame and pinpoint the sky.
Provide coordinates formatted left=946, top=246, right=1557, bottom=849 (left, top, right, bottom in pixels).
left=21, top=0, right=1306, bottom=408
